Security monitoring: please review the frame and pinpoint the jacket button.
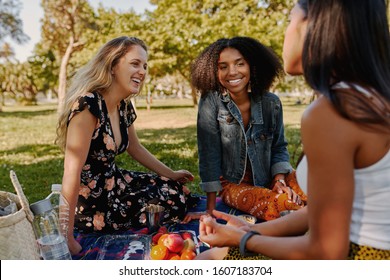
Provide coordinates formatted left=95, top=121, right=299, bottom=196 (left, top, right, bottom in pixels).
left=260, top=134, right=266, bottom=141
left=247, top=140, right=252, bottom=145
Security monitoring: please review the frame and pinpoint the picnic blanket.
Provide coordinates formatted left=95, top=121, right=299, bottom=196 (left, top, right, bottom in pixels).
left=72, top=195, right=249, bottom=260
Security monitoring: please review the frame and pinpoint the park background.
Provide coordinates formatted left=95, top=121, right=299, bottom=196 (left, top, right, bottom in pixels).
left=0, top=0, right=353, bottom=204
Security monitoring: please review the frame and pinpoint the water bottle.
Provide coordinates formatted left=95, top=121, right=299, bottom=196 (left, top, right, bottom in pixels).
left=30, top=199, right=72, bottom=260
left=46, top=184, right=62, bottom=217
left=46, top=184, right=69, bottom=240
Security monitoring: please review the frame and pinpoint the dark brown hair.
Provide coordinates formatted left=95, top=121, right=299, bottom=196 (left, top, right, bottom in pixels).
left=299, top=0, right=390, bottom=132
left=191, top=36, right=283, bottom=97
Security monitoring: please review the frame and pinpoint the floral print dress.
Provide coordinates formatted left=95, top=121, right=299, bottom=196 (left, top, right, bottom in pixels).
left=68, top=92, right=189, bottom=233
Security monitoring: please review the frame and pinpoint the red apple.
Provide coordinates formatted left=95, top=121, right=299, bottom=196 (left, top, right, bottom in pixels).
left=158, top=233, right=169, bottom=246
left=181, top=238, right=196, bottom=252
left=163, top=233, right=184, bottom=253
left=152, top=233, right=163, bottom=245
left=180, top=232, right=193, bottom=240
left=158, top=226, right=168, bottom=234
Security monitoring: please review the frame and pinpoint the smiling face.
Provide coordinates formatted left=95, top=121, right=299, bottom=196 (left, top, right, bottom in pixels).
left=111, top=45, right=148, bottom=97
left=282, top=3, right=307, bottom=75
left=217, top=47, right=250, bottom=97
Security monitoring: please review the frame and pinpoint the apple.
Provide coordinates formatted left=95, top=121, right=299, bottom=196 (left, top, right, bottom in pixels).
left=181, top=238, right=196, bottom=252
left=180, top=232, right=193, bottom=240
left=158, top=233, right=169, bottom=246
left=163, top=233, right=184, bottom=253
left=158, top=226, right=168, bottom=234
left=152, top=233, right=163, bottom=245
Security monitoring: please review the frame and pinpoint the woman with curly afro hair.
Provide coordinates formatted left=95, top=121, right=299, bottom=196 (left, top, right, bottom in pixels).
left=184, top=37, right=306, bottom=223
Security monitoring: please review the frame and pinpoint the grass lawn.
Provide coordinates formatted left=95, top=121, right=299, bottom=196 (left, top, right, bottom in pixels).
left=0, top=97, right=306, bottom=204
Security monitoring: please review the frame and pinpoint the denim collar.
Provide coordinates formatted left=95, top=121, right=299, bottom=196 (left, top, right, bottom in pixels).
left=218, top=91, right=264, bottom=125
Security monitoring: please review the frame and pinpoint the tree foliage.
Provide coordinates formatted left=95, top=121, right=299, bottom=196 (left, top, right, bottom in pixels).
left=0, top=0, right=29, bottom=45
left=0, top=61, right=38, bottom=104
left=0, top=0, right=30, bottom=109
left=1, top=0, right=313, bottom=108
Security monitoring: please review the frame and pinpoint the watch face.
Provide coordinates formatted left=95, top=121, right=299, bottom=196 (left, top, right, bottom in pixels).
left=238, top=215, right=257, bottom=224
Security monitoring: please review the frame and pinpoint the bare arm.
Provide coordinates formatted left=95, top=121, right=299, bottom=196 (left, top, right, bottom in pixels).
left=61, top=109, right=96, bottom=255
left=251, top=206, right=308, bottom=236
left=126, top=124, right=193, bottom=181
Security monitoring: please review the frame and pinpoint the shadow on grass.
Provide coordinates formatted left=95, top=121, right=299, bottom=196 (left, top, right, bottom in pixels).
left=0, top=109, right=56, bottom=118
left=0, top=144, right=62, bottom=158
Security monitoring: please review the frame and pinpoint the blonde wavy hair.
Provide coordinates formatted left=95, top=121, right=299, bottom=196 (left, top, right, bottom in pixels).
left=56, top=36, right=148, bottom=151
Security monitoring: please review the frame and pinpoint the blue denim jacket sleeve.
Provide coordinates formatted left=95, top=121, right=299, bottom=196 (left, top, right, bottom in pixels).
left=270, top=98, right=293, bottom=176
left=197, top=94, right=223, bottom=193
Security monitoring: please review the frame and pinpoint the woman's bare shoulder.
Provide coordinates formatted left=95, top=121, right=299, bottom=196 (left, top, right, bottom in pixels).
left=300, top=95, right=360, bottom=151
left=301, top=96, right=346, bottom=128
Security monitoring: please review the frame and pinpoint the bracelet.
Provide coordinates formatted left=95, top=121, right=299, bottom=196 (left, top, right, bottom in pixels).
left=275, top=179, right=286, bottom=186
left=239, top=230, right=261, bottom=256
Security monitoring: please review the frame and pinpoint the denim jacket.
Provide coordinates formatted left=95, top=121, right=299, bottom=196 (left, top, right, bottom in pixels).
left=197, top=91, right=293, bottom=193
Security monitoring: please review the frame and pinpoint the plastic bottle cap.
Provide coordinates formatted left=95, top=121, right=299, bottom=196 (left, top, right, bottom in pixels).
left=30, top=199, right=53, bottom=215
left=51, top=184, right=62, bottom=192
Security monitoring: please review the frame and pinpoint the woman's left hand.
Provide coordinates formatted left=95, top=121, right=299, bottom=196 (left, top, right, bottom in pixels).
left=199, top=214, right=245, bottom=248
left=171, top=169, right=194, bottom=184
left=272, top=181, right=302, bottom=205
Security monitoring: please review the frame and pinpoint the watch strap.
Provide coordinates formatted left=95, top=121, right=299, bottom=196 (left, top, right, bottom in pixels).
left=239, top=230, right=261, bottom=256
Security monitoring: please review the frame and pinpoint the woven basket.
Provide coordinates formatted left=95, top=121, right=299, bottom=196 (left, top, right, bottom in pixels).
left=0, top=170, right=40, bottom=260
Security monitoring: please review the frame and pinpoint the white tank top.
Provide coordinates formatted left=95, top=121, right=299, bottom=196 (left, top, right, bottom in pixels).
left=296, top=150, right=390, bottom=249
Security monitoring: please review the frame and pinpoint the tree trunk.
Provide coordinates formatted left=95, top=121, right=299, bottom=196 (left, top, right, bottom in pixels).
left=146, top=84, right=152, bottom=111
left=57, top=37, right=74, bottom=112
left=177, top=71, right=197, bottom=106
left=190, top=84, right=198, bottom=107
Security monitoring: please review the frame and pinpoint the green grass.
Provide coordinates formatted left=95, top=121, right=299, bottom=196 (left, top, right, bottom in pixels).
left=0, top=97, right=305, bottom=204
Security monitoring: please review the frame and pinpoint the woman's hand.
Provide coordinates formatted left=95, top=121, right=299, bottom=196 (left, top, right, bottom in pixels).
left=182, top=211, right=206, bottom=223
left=272, top=180, right=302, bottom=205
left=211, top=210, right=251, bottom=230
left=171, top=169, right=194, bottom=183
left=198, top=213, right=246, bottom=248
left=67, top=235, right=82, bottom=255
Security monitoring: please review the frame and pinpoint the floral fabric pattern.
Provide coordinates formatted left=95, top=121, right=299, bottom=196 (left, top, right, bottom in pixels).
left=68, top=92, right=189, bottom=233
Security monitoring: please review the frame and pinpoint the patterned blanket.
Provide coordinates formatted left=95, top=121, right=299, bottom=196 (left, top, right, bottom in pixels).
left=72, top=196, right=246, bottom=260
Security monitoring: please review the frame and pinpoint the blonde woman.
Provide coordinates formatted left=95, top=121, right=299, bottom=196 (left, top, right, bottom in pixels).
left=56, top=36, right=194, bottom=255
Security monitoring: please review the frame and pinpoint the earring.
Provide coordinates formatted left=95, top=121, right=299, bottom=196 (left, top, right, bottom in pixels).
left=247, top=81, right=251, bottom=93
left=222, top=87, right=228, bottom=96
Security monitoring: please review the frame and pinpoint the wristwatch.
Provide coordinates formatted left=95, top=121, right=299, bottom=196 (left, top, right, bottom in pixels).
left=239, top=230, right=261, bottom=256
